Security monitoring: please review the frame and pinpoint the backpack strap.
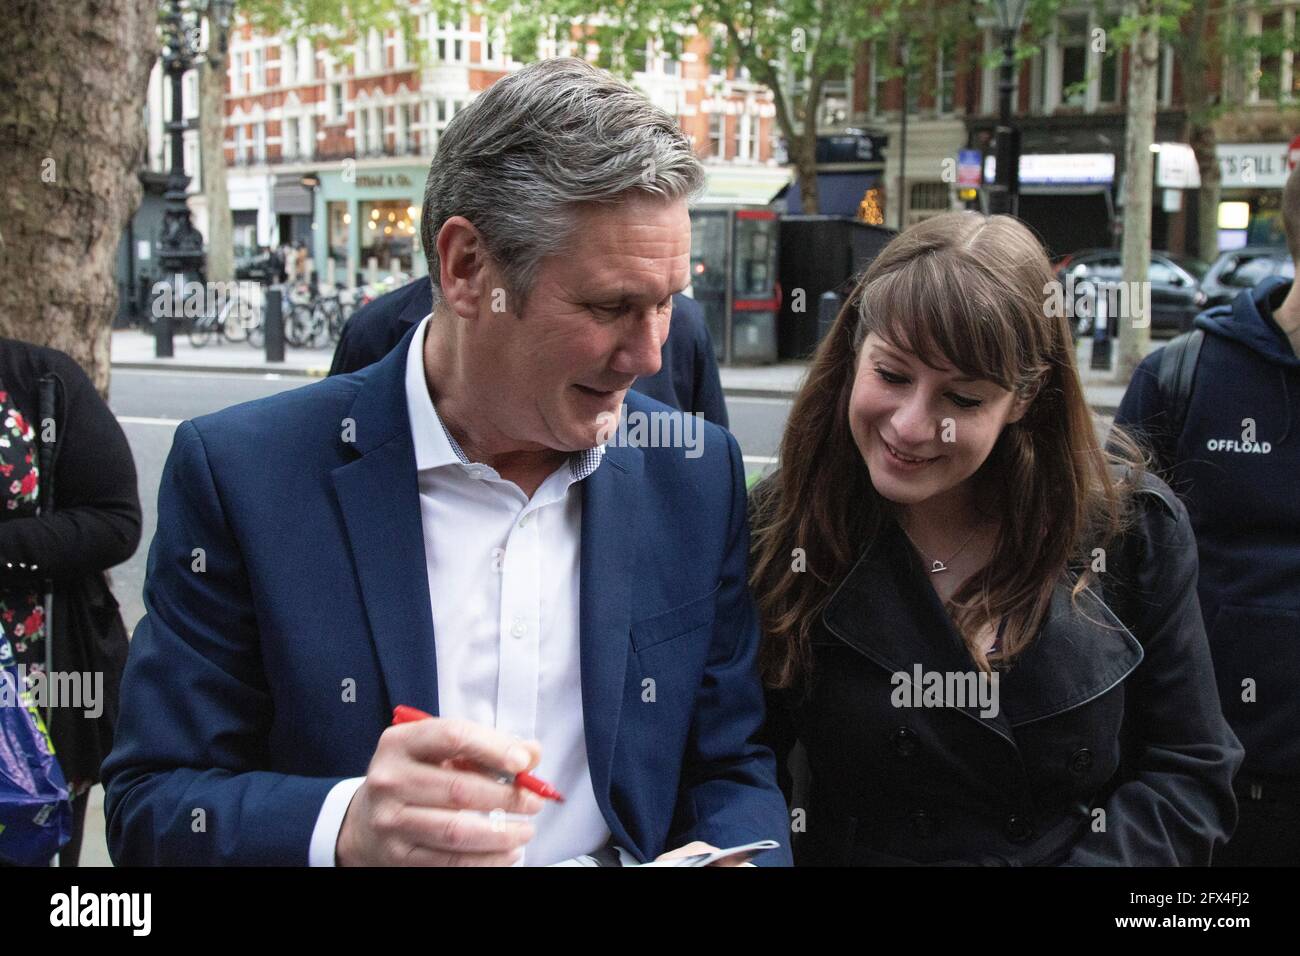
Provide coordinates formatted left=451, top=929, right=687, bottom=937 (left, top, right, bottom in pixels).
left=1155, top=328, right=1204, bottom=463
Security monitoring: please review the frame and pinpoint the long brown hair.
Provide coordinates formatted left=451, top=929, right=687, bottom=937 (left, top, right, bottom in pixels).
left=751, top=212, right=1143, bottom=688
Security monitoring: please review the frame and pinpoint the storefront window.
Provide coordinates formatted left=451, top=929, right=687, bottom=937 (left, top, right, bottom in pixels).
left=359, top=200, right=417, bottom=274
left=327, top=201, right=350, bottom=278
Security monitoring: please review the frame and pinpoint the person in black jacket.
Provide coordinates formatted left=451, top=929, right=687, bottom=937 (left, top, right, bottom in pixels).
left=749, top=212, right=1242, bottom=865
left=1114, top=162, right=1300, bottom=866
left=0, top=339, right=141, bottom=866
left=329, top=277, right=730, bottom=427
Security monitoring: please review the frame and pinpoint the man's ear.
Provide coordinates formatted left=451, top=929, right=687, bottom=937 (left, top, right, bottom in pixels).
left=436, top=216, right=489, bottom=321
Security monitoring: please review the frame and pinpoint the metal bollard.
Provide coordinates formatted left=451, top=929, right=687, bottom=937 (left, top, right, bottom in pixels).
left=154, top=274, right=175, bottom=358
left=1089, top=281, right=1112, bottom=371
left=265, top=288, right=285, bottom=363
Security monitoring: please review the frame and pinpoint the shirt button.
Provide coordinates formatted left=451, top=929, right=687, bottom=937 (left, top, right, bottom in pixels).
left=511, top=618, right=528, bottom=638
left=518, top=513, right=530, bottom=528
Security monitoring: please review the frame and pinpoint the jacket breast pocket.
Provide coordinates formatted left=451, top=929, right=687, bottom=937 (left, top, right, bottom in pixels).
left=630, top=583, right=720, bottom=653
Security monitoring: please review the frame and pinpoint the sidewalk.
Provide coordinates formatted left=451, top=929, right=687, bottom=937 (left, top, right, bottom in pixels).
left=111, top=329, right=1152, bottom=413
left=111, top=329, right=335, bottom=376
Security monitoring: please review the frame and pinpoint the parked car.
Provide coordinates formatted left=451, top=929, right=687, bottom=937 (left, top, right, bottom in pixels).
left=1199, top=245, right=1295, bottom=309
left=1054, top=249, right=1209, bottom=337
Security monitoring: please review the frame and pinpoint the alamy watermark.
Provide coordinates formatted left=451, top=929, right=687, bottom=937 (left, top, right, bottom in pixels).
left=1043, top=274, right=1151, bottom=329
left=0, top=665, right=103, bottom=718
left=596, top=405, right=704, bottom=459
left=891, top=665, right=1000, bottom=719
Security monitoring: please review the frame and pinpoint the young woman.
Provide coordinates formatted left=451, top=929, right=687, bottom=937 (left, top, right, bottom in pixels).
left=750, top=212, right=1242, bottom=865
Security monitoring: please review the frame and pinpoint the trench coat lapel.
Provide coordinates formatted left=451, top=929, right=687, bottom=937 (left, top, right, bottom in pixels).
left=821, top=522, right=1144, bottom=746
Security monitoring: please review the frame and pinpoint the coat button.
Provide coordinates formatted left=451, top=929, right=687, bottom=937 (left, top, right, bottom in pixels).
left=1069, top=748, right=1094, bottom=774
left=890, top=726, right=919, bottom=757
left=909, top=809, right=935, bottom=838
left=1004, top=814, right=1033, bottom=843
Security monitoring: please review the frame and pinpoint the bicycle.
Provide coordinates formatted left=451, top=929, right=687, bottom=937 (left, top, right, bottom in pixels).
left=189, top=283, right=264, bottom=348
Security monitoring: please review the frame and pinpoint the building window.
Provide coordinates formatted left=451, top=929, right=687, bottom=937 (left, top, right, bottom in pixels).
left=396, top=103, right=410, bottom=152
left=1059, top=14, right=1088, bottom=107
left=283, top=116, right=296, bottom=158
left=937, top=38, right=956, bottom=115
left=252, top=48, right=265, bottom=91
left=229, top=51, right=242, bottom=94
left=1097, top=14, right=1121, bottom=106
left=356, top=109, right=367, bottom=153
left=331, top=82, right=345, bottom=122
left=870, top=42, right=888, bottom=117
left=709, top=110, right=725, bottom=159
left=750, top=114, right=761, bottom=160
left=733, top=110, right=745, bottom=159
left=360, top=200, right=416, bottom=273
left=328, top=201, right=350, bottom=274
left=368, top=28, right=382, bottom=73
left=235, top=125, right=247, bottom=163
left=254, top=122, right=266, bottom=163
left=300, top=115, right=313, bottom=159
left=371, top=106, right=384, bottom=153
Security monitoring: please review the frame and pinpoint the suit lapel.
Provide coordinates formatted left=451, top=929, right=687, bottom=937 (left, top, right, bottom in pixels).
left=331, top=324, right=440, bottom=718
left=578, top=442, right=642, bottom=846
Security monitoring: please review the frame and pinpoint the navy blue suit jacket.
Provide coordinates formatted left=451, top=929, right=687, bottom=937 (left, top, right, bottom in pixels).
left=329, top=280, right=729, bottom=428
left=103, top=323, right=788, bottom=865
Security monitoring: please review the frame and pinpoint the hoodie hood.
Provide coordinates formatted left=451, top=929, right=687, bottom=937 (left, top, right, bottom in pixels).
left=1195, top=276, right=1300, bottom=368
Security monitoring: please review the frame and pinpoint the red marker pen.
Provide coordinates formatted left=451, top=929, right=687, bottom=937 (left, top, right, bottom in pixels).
left=391, top=705, right=565, bottom=802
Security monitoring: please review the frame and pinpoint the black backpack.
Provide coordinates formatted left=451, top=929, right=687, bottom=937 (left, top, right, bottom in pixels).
left=1154, top=328, right=1205, bottom=463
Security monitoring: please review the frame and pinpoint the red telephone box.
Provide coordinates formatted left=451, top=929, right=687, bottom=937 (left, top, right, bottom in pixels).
left=689, top=206, right=781, bottom=364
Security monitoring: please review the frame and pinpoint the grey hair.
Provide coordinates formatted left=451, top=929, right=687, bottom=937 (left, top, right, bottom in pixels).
left=419, top=57, right=705, bottom=308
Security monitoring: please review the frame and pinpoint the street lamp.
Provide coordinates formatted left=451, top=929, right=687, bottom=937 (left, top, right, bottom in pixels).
left=155, top=0, right=234, bottom=353
left=986, top=0, right=1028, bottom=217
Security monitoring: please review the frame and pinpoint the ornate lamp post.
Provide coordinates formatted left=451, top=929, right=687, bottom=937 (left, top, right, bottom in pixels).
left=155, top=0, right=234, bottom=353
left=985, top=0, right=1028, bottom=217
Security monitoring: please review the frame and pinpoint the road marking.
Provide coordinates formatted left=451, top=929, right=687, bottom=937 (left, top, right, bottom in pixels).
left=117, top=416, right=183, bottom=427
left=114, top=368, right=298, bottom=381
left=728, top=396, right=794, bottom=406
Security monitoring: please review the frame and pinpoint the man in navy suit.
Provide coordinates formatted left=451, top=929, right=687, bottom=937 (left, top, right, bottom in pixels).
left=330, top=280, right=729, bottom=428
left=103, top=57, right=789, bottom=866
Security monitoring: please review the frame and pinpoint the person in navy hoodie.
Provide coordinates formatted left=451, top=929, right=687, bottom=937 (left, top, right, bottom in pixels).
left=1115, top=161, right=1300, bottom=866
left=330, top=280, right=730, bottom=429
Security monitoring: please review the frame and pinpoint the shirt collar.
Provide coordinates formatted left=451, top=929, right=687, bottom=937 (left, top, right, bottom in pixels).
left=404, top=315, right=606, bottom=482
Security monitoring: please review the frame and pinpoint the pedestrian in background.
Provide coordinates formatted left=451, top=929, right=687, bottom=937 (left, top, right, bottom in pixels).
left=0, top=338, right=141, bottom=866
left=1115, top=161, right=1300, bottom=866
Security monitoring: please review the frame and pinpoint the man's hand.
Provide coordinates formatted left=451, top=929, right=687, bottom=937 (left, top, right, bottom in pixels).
left=336, top=716, right=544, bottom=866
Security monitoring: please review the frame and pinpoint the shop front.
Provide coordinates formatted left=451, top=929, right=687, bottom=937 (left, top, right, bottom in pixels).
left=313, top=163, right=429, bottom=286
left=1216, top=142, right=1292, bottom=251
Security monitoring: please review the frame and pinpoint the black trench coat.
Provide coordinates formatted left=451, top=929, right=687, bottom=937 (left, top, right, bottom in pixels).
left=759, top=474, right=1244, bottom=865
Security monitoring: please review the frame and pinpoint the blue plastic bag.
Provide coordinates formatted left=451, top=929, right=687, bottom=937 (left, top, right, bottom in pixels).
left=0, top=634, right=72, bottom=866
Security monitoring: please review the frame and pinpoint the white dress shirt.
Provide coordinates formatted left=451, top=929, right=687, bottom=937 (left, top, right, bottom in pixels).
left=309, top=315, right=611, bottom=866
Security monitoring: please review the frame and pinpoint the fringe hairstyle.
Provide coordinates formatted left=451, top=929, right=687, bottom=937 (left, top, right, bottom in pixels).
left=750, top=212, right=1145, bottom=688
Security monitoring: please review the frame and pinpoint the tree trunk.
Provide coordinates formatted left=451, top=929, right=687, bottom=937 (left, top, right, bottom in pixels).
left=1116, top=3, right=1159, bottom=383
left=201, top=26, right=233, bottom=284
left=0, top=0, right=157, bottom=397
left=1179, top=0, right=1220, bottom=261
left=795, top=129, right=820, bottom=215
